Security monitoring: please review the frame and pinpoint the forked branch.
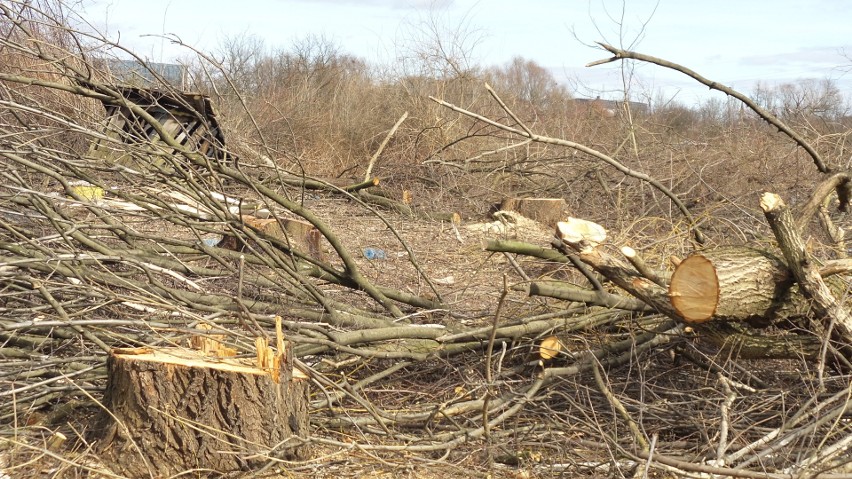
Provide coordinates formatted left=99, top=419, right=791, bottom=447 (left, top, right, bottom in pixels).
left=588, top=42, right=830, bottom=174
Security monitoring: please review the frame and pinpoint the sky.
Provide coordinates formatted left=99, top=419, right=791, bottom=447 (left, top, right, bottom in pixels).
left=78, top=0, right=852, bottom=106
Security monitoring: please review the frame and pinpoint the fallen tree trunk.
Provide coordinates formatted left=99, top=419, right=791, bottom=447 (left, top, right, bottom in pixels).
left=668, top=246, right=794, bottom=323
left=698, top=322, right=822, bottom=360
left=550, top=219, right=831, bottom=360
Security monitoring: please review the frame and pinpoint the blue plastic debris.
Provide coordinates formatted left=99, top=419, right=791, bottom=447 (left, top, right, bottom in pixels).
left=363, top=247, right=386, bottom=260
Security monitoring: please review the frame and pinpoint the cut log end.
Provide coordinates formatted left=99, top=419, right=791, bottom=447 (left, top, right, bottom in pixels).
left=669, top=247, right=793, bottom=324
left=669, top=254, right=719, bottom=322
left=539, top=335, right=562, bottom=360
left=760, top=192, right=784, bottom=212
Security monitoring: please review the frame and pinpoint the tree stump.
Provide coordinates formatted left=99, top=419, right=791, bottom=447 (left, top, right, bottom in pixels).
left=500, top=198, right=566, bottom=227
left=669, top=246, right=794, bottom=322
left=96, top=324, right=309, bottom=478
left=220, top=214, right=324, bottom=261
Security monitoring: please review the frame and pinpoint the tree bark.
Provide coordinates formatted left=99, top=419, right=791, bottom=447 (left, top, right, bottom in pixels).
left=761, top=192, right=852, bottom=364
left=96, top=346, right=309, bottom=478
left=669, top=246, right=794, bottom=323
left=697, top=322, right=821, bottom=360
left=526, top=281, right=652, bottom=312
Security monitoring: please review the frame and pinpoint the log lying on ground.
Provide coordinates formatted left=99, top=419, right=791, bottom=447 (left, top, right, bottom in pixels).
left=96, top=321, right=309, bottom=478
left=698, top=322, right=822, bottom=360
left=669, top=246, right=794, bottom=323
left=552, top=218, right=826, bottom=359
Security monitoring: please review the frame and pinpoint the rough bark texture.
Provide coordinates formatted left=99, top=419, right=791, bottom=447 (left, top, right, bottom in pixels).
left=527, top=281, right=652, bottom=311
left=500, top=197, right=566, bottom=227
left=697, top=322, right=821, bottom=360
left=571, top=247, right=680, bottom=318
left=762, top=192, right=852, bottom=364
left=96, top=347, right=309, bottom=478
left=669, top=246, right=794, bottom=322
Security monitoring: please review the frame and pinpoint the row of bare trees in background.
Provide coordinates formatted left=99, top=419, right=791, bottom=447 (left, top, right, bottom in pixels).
left=177, top=31, right=852, bottom=239
left=5, top=0, right=851, bottom=233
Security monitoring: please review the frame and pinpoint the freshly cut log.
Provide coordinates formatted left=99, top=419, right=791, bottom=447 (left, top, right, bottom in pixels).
left=669, top=246, right=793, bottom=323
left=500, top=198, right=566, bottom=227
left=96, top=325, right=308, bottom=478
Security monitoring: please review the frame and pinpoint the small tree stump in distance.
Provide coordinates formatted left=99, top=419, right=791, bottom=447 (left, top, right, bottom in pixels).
left=500, top=198, right=566, bottom=227
left=221, top=214, right=324, bottom=261
left=669, top=246, right=794, bottom=323
left=96, top=322, right=309, bottom=478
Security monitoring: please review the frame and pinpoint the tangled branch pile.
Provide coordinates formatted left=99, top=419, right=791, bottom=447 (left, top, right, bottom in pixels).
left=2, top=2, right=852, bottom=478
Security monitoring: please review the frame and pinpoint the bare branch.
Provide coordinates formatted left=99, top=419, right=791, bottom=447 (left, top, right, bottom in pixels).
left=589, top=42, right=830, bottom=174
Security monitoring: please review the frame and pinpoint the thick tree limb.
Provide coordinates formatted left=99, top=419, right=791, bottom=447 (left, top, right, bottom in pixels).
left=761, top=192, right=852, bottom=362
left=589, top=43, right=829, bottom=174
left=554, top=239, right=681, bottom=319
left=797, top=172, right=852, bottom=230
left=524, top=281, right=652, bottom=312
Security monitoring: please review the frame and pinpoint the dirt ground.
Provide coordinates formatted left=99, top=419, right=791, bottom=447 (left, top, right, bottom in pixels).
left=307, top=195, right=564, bottom=318
left=4, top=186, right=843, bottom=479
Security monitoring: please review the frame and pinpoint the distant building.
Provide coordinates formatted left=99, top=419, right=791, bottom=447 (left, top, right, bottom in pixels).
left=574, top=96, right=649, bottom=116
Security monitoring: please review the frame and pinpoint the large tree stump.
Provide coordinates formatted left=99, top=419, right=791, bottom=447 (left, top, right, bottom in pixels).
left=96, top=325, right=309, bottom=478
left=669, top=246, right=794, bottom=322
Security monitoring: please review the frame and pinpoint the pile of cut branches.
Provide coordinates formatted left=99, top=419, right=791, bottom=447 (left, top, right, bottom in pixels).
left=1, top=2, right=852, bottom=478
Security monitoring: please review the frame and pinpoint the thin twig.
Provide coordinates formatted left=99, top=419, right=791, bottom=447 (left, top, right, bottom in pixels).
left=364, top=111, right=408, bottom=181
